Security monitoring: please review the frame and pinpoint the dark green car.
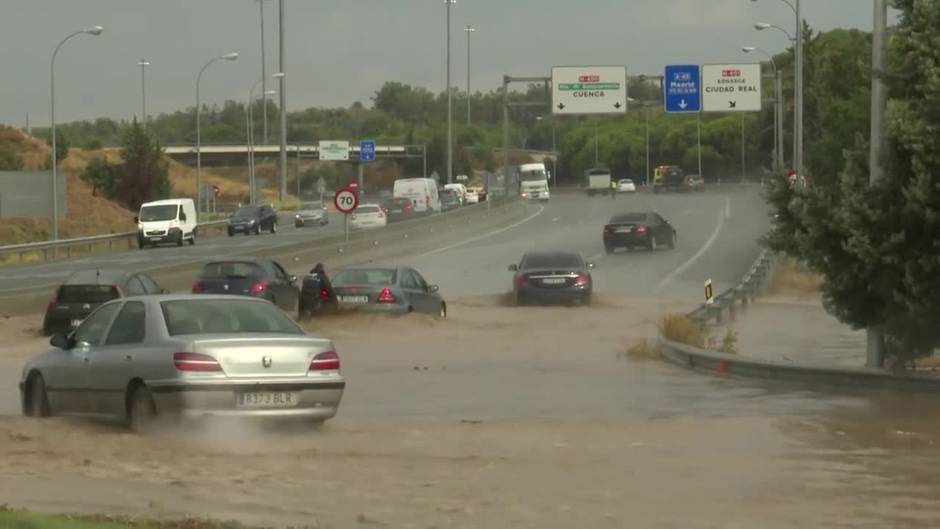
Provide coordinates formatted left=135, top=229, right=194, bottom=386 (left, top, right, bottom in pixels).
left=441, top=190, right=460, bottom=211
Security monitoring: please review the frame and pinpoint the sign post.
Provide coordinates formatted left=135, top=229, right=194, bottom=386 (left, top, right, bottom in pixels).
left=334, top=186, right=359, bottom=242
left=551, top=66, right=627, bottom=115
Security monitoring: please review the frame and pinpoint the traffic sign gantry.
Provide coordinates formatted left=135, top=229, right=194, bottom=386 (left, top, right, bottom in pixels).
left=360, top=140, right=376, bottom=162
left=701, top=64, right=763, bottom=112
left=334, top=187, right=359, bottom=214
left=664, top=64, right=701, bottom=113
left=551, top=66, right=627, bottom=115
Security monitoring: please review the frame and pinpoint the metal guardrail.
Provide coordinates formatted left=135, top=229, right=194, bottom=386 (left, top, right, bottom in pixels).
left=0, top=220, right=230, bottom=263
left=686, top=249, right=775, bottom=325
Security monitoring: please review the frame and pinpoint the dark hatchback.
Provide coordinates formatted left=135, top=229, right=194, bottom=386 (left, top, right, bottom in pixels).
left=603, top=212, right=677, bottom=253
left=227, top=205, right=278, bottom=236
left=191, top=257, right=299, bottom=311
left=42, top=270, right=165, bottom=335
left=509, top=252, right=594, bottom=306
left=440, top=190, right=460, bottom=212
left=385, top=197, right=416, bottom=223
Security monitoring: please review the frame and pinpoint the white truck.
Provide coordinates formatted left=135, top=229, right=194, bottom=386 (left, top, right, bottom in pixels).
left=518, top=162, right=550, bottom=202
left=585, top=167, right=612, bottom=196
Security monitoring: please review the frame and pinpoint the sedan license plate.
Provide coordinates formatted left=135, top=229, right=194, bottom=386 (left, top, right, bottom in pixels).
left=542, top=278, right=566, bottom=285
left=70, top=319, right=83, bottom=328
left=340, top=295, right=369, bottom=304
left=615, top=227, right=634, bottom=233
left=237, top=392, right=297, bottom=408
left=149, top=236, right=161, bottom=241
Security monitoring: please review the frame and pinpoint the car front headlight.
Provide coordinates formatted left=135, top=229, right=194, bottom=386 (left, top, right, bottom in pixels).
left=137, top=223, right=143, bottom=230
left=295, top=214, right=302, bottom=219
left=249, top=219, right=256, bottom=224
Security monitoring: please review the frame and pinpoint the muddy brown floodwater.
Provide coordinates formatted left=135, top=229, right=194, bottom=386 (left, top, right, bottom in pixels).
left=1, top=296, right=940, bottom=528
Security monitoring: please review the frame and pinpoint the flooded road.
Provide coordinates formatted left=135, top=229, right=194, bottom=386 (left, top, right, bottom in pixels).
left=2, top=192, right=939, bottom=528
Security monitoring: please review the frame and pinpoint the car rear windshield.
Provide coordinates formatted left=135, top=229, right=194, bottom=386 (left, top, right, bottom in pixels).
left=232, top=207, right=260, bottom=219
left=356, top=205, right=381, bottom=214
left=162, top=299, right=303, bottom=336
left=522, top=254, right=583, bottom=269
left=200, top=261, right=264, bottom=279
left=57, top=285, right=121, bottom=303
left=610, top=213, right=648, bottom=223
left=139, top=205, right=178, bottom=222
left=332, top=268, right=397, bottom=286
left=300, top=203, right=322, bottom=211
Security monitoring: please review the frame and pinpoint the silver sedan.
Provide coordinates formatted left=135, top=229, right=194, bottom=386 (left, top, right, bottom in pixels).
left=20, top=294, right=345, bottom=432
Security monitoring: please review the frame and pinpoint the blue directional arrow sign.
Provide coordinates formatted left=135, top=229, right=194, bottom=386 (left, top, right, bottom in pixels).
left=360, top=140, right=376, bottom=162
left=664, top=65, right=701, bottom=113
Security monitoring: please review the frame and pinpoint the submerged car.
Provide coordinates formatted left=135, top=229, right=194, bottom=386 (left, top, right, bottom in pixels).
left=294, top=202, right=329, bottom=227
left=21, top=295, right=345, bottom=432
left=509, top=252, right=594, bottom=306
left=603, top=212, right=677, bottom=253
left=192, top=258, right=299, bottom=312
left=330, top=265, right=446, bottom=318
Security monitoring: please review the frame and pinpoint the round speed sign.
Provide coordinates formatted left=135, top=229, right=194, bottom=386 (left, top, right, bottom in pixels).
left=334, top=188, right=359, bottom=214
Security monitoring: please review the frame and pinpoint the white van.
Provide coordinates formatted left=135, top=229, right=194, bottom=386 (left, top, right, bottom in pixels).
left=443, top=183, right=467, bottom=205
left=135, top=198, right=198, bottom=249
left=393, top=178, right=440, bottom=214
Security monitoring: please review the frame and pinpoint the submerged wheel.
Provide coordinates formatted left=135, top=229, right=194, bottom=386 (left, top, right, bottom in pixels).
left=25, top=374, right=51, bottom=418
left=127, top=385, right=157, bottom=434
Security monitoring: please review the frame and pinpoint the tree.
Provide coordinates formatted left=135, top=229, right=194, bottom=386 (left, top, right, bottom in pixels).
left=0, top=145, right=23, bottom=171
left=45, top=128, right=69, bottom=165
left=80, top=156, right=115, bottom=197
left=766, top=0, right=940, bottom=366
left=113, top=119, right=170, bottom=209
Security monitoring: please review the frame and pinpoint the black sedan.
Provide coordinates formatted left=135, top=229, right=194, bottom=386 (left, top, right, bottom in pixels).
left=386, top=197, right=416, bottom=223
left=509, top=252, right=594, bottom=306
left=42, top=270, right=166, bottom=335
left=603, top=212, right=677, bottom=253
left=227, top=205, right=278, bottom=236
left=191, top=257, right=299, bottom=312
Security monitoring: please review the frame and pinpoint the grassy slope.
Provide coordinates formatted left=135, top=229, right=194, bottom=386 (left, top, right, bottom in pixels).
left=0, top=510, right=267, bottom=529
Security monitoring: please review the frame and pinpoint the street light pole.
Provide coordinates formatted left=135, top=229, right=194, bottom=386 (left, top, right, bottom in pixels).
left=867, top=0, right=888, bottom=367
left=756, top=12, right=798, bottom=171
left=278, top=0, right=288, bottom=203
left=196, top=52, right=239, bottom=214
left=249, top=73, right=283, bottom=205
left=464, top=25, right=475, bottom=125
left=743, top=46, right=782, bottom=174
left=138, top=59, right=150, bottom=125
left=258, top=0, right=269, bottom=145
left=445, top=0, right=456, bottom=184
left=50, top=25, right=103, bottom=242
left=794, top=0, right=803, bottom=178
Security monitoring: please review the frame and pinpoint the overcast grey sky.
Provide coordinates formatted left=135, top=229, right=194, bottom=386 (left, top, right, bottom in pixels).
left=1, top=0, right=878, bottom=126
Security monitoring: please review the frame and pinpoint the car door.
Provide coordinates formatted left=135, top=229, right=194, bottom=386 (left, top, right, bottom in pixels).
left=264, top=260, right=298, bottom=310
left=400, top=269, right=434, bottom=314
left=411, top=269, right=442, bottom=314
left=45, top=302, right=122, bottom=415
left=88, top=300, right=148, bottom=417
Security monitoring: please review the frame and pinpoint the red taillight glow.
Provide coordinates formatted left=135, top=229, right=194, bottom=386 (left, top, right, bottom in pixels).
left=377, top=288, right=397, bottom=303
left=517, top=275, right=529, bottom=286
left=636, top=225, right=648, bottom=234
left=191, top=282, right=204, bottom=294
left=603, top=227, right=611, bottom=235
left=404, top=203, right=413, bottom=210
left=574, top=274, right=590, bottom=287
left=425, top=195, right=430, bottom=205
left=320, top=288, right=331, bottom=299
left=310, top=351, right=340, bottom=371
left=250, top=280, right=268, bottom=294
left=173, top=352, right=223, bottom=372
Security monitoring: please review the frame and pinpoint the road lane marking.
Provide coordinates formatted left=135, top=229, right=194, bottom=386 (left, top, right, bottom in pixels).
left=416, top=205, right=546, bottom=258
left=655, top=196, right=731, bottom=293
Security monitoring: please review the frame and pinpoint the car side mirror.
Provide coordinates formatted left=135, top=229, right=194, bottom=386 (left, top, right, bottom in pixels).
left=428, top=284, right=439, bottom=293
left=586, top=262, right=595, bottom=269
left=50, top=333, right=72, bottom=350
left=133, top=216, right=139, bottom=223
left=508, top=264, right=518, bottom=272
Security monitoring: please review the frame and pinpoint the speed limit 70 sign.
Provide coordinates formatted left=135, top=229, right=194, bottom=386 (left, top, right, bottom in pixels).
left=334, top=188, right=359, bottom=214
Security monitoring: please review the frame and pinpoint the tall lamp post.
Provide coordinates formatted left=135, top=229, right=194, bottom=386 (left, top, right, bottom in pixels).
left=50, top=25, right=104, bottom=241
left=742, top=46, right=783, bottom=174
left=444, top=0, right=456, bottom=184
left=464, top=25, right=475, bottom=125
left=867, top=0, right=888, bottom=365
left=196, top=52, right=239, bottom=213
left=137, top=59, right=150, bottom=125
left=248, top=72, right=283, bottom=204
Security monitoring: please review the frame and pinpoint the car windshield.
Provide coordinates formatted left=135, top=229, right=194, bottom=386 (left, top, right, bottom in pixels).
left=138, top=205, right=178, bottom=222
left=522, top=254, right=583, bottom=269
left=200, top=261, right=263, bottom=279
left=332, top=268, right=397, bottom=286
left=610, top=213, right=647, bottom=223
left=57, top=285, right=120, bottom=303
left=161, top=299, right=303, bottom=335
left=232, top=207, right=260, bottom=219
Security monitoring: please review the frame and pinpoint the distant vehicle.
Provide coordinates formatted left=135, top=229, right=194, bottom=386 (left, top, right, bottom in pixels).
left=228, top=204, right=278, bottom=235
left=22, top=295, right=344, bottom=431
left=393, top=178, right=440, bottom=214
left=135, top=198, right=197, bottom=249
left=509, top=252, right=594, bottom=306
left=440, top=190, right=460, bottom=211
left=519, top=162, right=551, bottom=201
left=603, top=212, right=677, bottom=253
left=443, top=183, right=468, bottom=205
left=653, top=165, right=690, bottom=193
left=465, top=189, right=480, bottom=204
left=585, top=168, right=612, bottom=196
left=192, top=257, right=299, bottom=312
left=687, top=174, right=706, bottom=192
left=617, top=178, right=637, bottom=193
left=385, top=197, right=416, bottom=223
left=350, top=203, right=388, bottom=229
left=42, top=270, right=166, bottom=336
left=331, top=265, right=446, bottom=318
left=294, top=202, right=329, bottom=227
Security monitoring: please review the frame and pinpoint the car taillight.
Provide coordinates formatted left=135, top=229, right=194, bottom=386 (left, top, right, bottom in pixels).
left=404, top=203, right=413, bottom=210
left=377, top=288, right=396, bottom=303
left=636, top=225, right=648, bottom=234
left=603, top=226, right=611, bottom=235
left=191, top=282, right=204, bottom=294
left=425, top=195, right=430, bottom=205
left=310, top=351, right=340, bottom=371
left=378, top=211, right=385, bottom=218
left=574, top=274, right=590, bottom=287
left=517, top=275, right=529, bottom=286
left=320, top=288, right=331, bottom=299
left=250, top=280, right=268, bottom=294
left=173, top=352, right=223, bottom=372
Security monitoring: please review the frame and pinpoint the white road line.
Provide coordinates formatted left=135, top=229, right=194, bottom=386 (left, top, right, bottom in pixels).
left=655, top=196, right=731, bottom=293
left=416, top=205, right=545, bottom=258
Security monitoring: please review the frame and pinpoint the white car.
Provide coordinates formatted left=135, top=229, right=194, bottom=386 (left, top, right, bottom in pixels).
left=350, top=204, right=387, bottom=230
left=617, top=179, right=637, bottom=193
left=464, top=190, right=479, bottom=204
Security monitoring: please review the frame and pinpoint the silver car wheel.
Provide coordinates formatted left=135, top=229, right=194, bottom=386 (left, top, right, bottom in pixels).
left=128, top=385, right=157, bottom=434
left=27, top=374, right=51, bottom=418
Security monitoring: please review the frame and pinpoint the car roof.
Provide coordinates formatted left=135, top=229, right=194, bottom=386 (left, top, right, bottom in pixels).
left=609, top=212, right=650, bottom=222
left=65, top=269, right=133, bottom=285
left=337, top=264, right=401, bottom=271
left=141, top=199, right=189, bottom=207
left=522, top=251, right=582, bottom=261
left=203, top=256, right=270, bottom=264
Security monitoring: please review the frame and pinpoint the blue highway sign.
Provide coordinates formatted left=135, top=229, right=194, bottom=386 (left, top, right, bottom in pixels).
left=360, top=140, right=376, bottom=162
left=664, top=65, right=701, bottom=113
